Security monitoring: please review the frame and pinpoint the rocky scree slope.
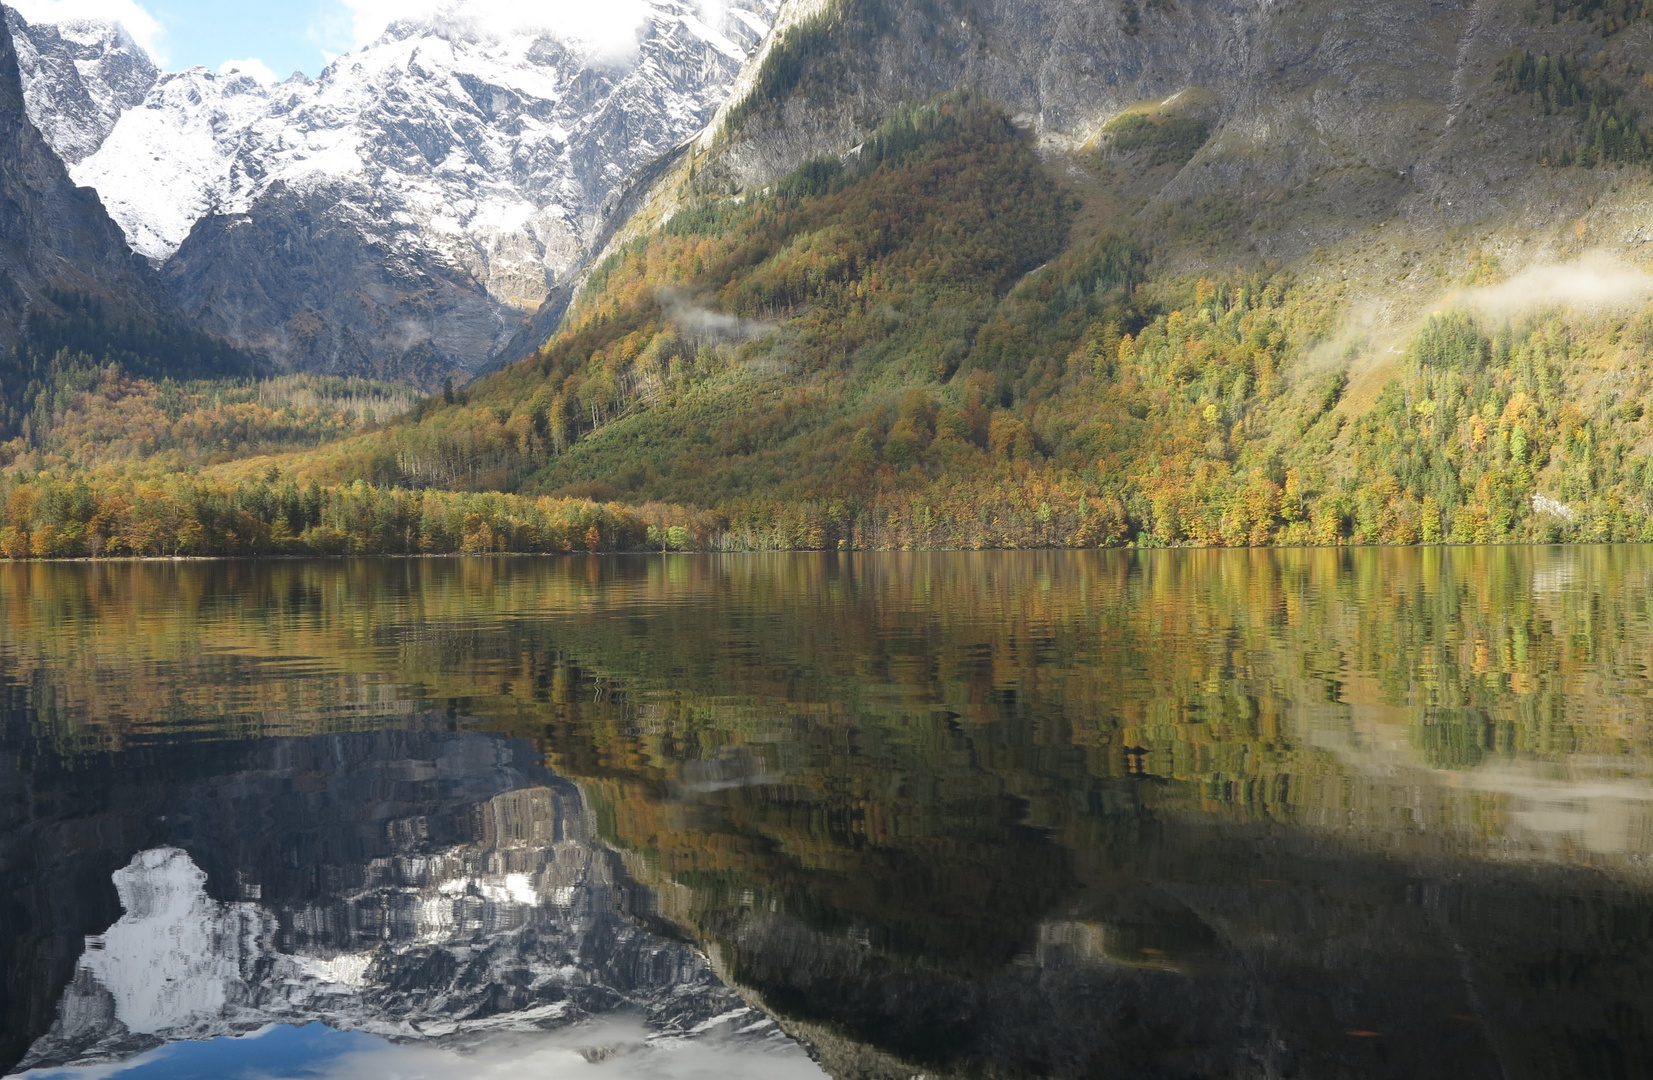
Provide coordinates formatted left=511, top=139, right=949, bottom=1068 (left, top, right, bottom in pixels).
left=633, top=0, right=1653, bottom=278
left=7, top=1, right=782, bottom=387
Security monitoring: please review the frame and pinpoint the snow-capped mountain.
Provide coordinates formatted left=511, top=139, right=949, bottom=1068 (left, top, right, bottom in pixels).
left=0, top=9, right=182, bottom=357
left=2, top=8, right=155, bottom=165
left=6, top=1, right=780, bottom=384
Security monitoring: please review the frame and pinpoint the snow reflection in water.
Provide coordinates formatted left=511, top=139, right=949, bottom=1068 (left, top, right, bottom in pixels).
left=13, top=731, right=819, bottom=1077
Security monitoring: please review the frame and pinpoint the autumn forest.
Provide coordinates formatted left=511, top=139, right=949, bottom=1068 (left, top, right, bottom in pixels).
left=7, top=77, right=1653, bottom=557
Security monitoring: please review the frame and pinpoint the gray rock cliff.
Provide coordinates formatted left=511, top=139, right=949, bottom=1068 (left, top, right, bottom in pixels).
left=672, top=0, right=1639, bottom=272
left=0, top=8, right=171, bottom=352
left=3, top=9, right=154, bottom=166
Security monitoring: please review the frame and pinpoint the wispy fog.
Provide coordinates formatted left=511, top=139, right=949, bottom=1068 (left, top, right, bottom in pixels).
left=1457, top=252, right=1653, bottom=314
left=658, top=290, right=770, bottom=342
left=1319, top=251, right=1653, bottom=388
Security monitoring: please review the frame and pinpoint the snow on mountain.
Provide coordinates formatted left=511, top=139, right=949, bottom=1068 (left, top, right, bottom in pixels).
left=3, top=7, right=155, bottom=165
left=0, top=7, right=183, bottom=357
left=71, top=66, right=276, bottom=262
left=6, top=0, right=781, bottom=382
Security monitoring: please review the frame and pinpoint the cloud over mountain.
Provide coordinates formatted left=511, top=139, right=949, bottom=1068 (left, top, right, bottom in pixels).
left=5, top=0, right=160, bottom=56
left=339, top=0, right=658, bottom=60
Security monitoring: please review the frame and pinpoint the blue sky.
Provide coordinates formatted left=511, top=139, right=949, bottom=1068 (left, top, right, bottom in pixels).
left=9, top=0, right=357, bottom=77
left=146, top=0, right=350, bottom=78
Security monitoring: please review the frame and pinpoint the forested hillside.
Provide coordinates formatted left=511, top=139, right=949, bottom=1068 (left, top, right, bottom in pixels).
left=153, top=89, right=1653, bottom=553
left=0, top=365, right=713, bottom=558
left=12, top=0, right=1653, bottom=555
left=0, top=294, right=254, bottom=443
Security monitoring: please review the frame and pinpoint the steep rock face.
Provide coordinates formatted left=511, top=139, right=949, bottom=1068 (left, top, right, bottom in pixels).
left=162, top=181, right=513, bottom=387
left=0, top=10, right=171, bottom=351
left=683, top=0, right=1618, bottom=266
left=3, top=9, right=155, bottom=166
left=9, top=1, right=782, bottom=385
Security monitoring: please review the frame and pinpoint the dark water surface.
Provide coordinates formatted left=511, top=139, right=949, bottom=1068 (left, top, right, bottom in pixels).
left=2, top=549, right=1653, bottom=1079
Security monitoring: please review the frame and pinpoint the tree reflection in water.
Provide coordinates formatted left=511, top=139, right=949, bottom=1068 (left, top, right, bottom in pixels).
left=2, top=550, right=1653, bottom=1078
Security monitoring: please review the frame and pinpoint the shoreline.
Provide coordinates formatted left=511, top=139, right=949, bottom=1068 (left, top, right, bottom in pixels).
left=0, top=541, right=1637, bottom=565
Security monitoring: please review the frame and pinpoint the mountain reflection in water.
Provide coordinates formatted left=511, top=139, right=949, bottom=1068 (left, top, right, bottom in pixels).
left=3, top=727, right=815, bottom=1077
left=2, top=549, right=1653, bottom=1078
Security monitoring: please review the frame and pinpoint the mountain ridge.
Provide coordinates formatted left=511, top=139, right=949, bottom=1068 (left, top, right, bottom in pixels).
left=0, top=7, right=164, bottom=347
left=14, top=0, right=1653, bottom=555
left=2, top=8, right=155, bottom=167
left=0, top=6, right=254, bottom=445
left=223, top=0, right=1653, bottom=550
left=6, top=1, right=783, bottom=386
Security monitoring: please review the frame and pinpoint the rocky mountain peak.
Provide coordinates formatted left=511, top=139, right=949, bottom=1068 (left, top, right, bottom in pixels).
left=2, top=7, right=155, bottom=166
left=6, top=0, right=781, bottom=384
left=0, top=8, right=175, bottom=352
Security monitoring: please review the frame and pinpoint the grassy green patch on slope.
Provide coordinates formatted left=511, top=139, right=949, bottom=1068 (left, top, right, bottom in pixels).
left=23, top=86, right=1653, bottom=555
left=207, top=89, right=1653, bottom=551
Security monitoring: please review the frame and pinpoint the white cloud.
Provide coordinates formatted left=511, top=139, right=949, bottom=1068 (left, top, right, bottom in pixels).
left=218, top=57, right=278, bottom=84
left=337, top=0, right=655, bottom=60
left=5, top=0, right=163, bottom=59
left=698, top=0, right=728, bottom=30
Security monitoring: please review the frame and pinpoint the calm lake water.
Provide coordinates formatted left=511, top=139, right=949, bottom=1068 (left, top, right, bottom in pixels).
left=2, top=549, right=1653, bottom=1079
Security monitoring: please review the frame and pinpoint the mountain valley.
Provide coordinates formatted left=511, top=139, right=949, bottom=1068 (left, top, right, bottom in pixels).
left=8, top=0, right=781, bottom=384
left=9, top=0, right=1653, bottom=553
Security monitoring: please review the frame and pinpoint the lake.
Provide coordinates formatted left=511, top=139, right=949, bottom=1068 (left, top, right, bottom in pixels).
left=2, top=549, right=1652, bottom=1079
